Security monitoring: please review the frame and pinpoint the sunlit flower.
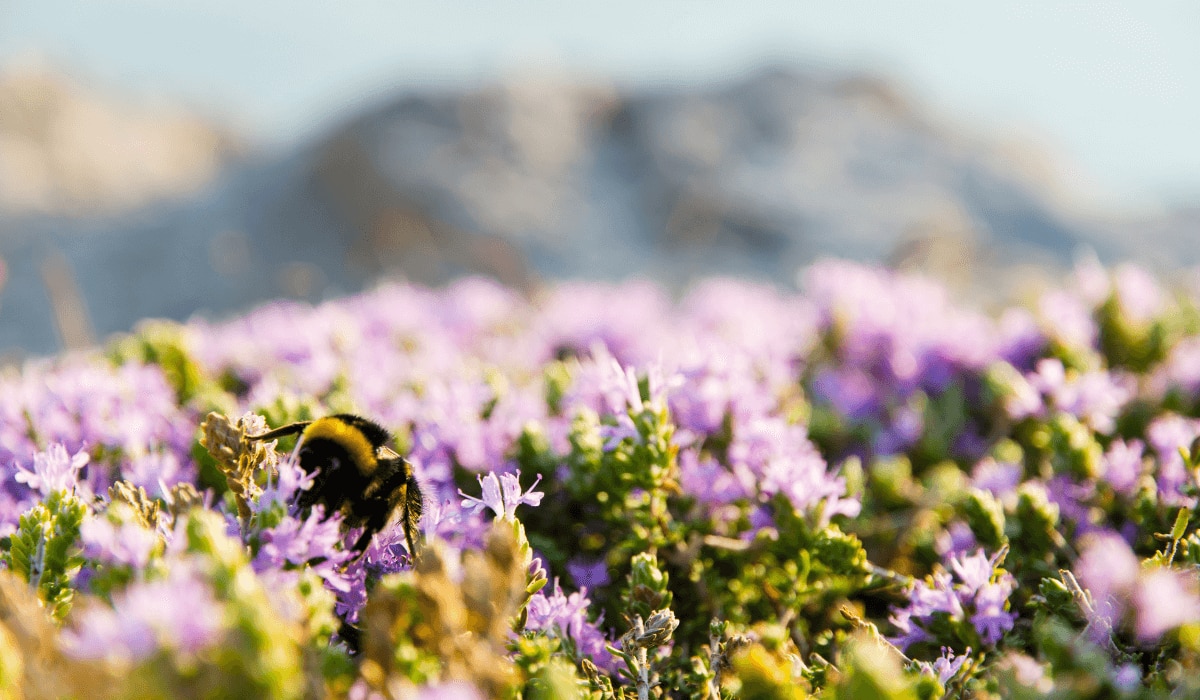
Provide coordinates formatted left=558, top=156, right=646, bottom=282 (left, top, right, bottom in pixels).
left=13, top=443, right=89, bottom=496
left=459, top=470, right=544, bottom=521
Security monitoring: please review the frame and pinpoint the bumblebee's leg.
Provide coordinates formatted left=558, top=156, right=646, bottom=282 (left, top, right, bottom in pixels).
left=350, top=528, right=375, bottom=556
left=402, top=474, right=424, bottom=561
left=337, top=618, right=363, bottom=654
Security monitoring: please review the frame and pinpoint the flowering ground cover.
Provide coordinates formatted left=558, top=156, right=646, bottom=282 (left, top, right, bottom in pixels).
left=4, top=259, right=1200, bottom=698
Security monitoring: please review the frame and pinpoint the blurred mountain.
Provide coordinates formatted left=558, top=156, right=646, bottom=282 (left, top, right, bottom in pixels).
left=0, top=66, right=243, bottom=215
left=0, top=64, right=1196, bottom=356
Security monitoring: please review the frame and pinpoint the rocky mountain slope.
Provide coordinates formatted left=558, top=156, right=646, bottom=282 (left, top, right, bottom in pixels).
left=0, top=65, right=1195, bottom=356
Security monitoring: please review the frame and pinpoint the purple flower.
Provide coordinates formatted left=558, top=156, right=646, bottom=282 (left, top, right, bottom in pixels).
left=525, top=581, right=616, bottom=673
left=254, top=506, right=354, bottom=583
left=936, top=521, right=978, bottom=559
left=908, top=571, right=963, bottom=620
left=1113, top=664, right=1141, bottom=692
left=1038, top=290, right=1097, bottom=351
left=678, top=449, right=751, bottom=507
left=886, top=608, right=930, bottom=650
left=459, top=470, right=544, bottom=521
left=1133, top=569, right=1200, bottom=642
left=566, top=557, right=611, bottom=589
left=1073, top=531, right=1139, bottom=627
left=812, top=367, right=880, bottom=422
left=971, top=458, right=1022, bottom=499
left=917, top=646, right=970, bottom=685
left=62, top=564, right=224, bottom=662
left=1113, top=264, right=1164, bottom=325
left=1101, top=439, right=1144, bottom=497
left=256, top=448, right=316, bottom=512
left=80, top=515, right=158, bottom=570
left=890, top=548, right=1015, bottom=650
left=1146, top=415, right=1200, bottom=505
left=1028, top=360, right=1133, bottom=434
left=971, top=579, right=1016, bottom=644
left=949, top=550, right=994, bottom=594
left=1073, top=530, right=1200, bottom=643
left=13, top=443, right=89, bottom=496
left=0, top=357, right=196, bottom=521
left=414, top=682, right=486, bottom=700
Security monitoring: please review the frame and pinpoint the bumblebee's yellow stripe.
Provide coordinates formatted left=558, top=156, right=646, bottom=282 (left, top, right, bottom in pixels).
left=303, top=417, right=377, bottom=476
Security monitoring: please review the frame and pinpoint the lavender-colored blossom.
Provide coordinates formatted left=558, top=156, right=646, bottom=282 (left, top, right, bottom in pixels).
left=1146, top=414, right=1200, bottom=505
left=418, top=495, right=487, bottom=552
left=63, top=564, right=224, bottom=662
left=414, top=681, right=486, bottom=700
left=996, top=308, right=1047, bottom=371
left=971, top=579, right=1017, bottom=644
left=971, top=458, right=1022, bottom=500
left=949, top=550, right=994, bottom=594
left=121, top=450, right=186, bottom=499
left=79, top=515, right=158, bottom=570
left=1100, top=439, right=1144, bottom=497
left=1074, top=531, right=1139, bottom=613
left=811, top=367, right=880, bottom=422
left=255, top=448, right=315, bottom=512
left=1113, top=664, right=1141, bottom=692
left=1028, top=359, right=1133, bottom=434
left=1038, top=290, right=1097, bottom=351
left=334, top=556, right=369, bottom=624
left=678, top=449, right=751, bottom=507
left=918, top=646, right=970, bottom=685
left=566, top=556, right=611, bottom=590
left=887, top=609, right=930, bottom=650
left=890, top=549, right=1015, bottom=650
left=1072, top=531, right=1139, bottom=643
left=1150, top=336, right=1200, bottom=401
left=525, top=581, right=617, bottom=673
left=13, top=443, right=89, bottom=496
left=936, top=521, right=978, bottom=559
left=1045, top=475, right=1098, bottom=536
left=908, top=571, right=964, bottom=620
left=1133, top=569, right=1200, bottom=642
left=459, top=470, right=544, bottom=521
left=730, top=416, right=859, bottom=522
left=1113, top=264, right=1165, bottom=325
left=533, top=280, right=671, bottom=367
left=253, top=506, right=354, bottom=585
left=0, top=357, right=196, bottom=527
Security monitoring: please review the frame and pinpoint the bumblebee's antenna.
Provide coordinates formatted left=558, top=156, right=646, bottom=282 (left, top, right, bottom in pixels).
left=246, top=421, right=312, bottom=442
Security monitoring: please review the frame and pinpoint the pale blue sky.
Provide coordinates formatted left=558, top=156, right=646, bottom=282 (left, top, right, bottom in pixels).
left=2, top=1, right=1197, bottom=212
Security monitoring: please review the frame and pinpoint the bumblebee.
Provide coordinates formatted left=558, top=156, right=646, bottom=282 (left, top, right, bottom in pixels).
left=248, top=414, right=423, bottom=560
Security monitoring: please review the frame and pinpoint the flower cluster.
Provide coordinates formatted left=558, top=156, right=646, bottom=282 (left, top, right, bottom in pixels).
left=889, top=549, right=1017, bottom=650
left=5, top=259, right=1200, bottom=696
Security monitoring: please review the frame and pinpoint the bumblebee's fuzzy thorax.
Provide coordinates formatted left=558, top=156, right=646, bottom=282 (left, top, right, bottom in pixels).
left=301, top=417, right=378, bottom=476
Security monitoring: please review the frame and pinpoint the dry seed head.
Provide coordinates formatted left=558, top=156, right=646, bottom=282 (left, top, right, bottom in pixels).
left=199, top=412, right=278, bottom=520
